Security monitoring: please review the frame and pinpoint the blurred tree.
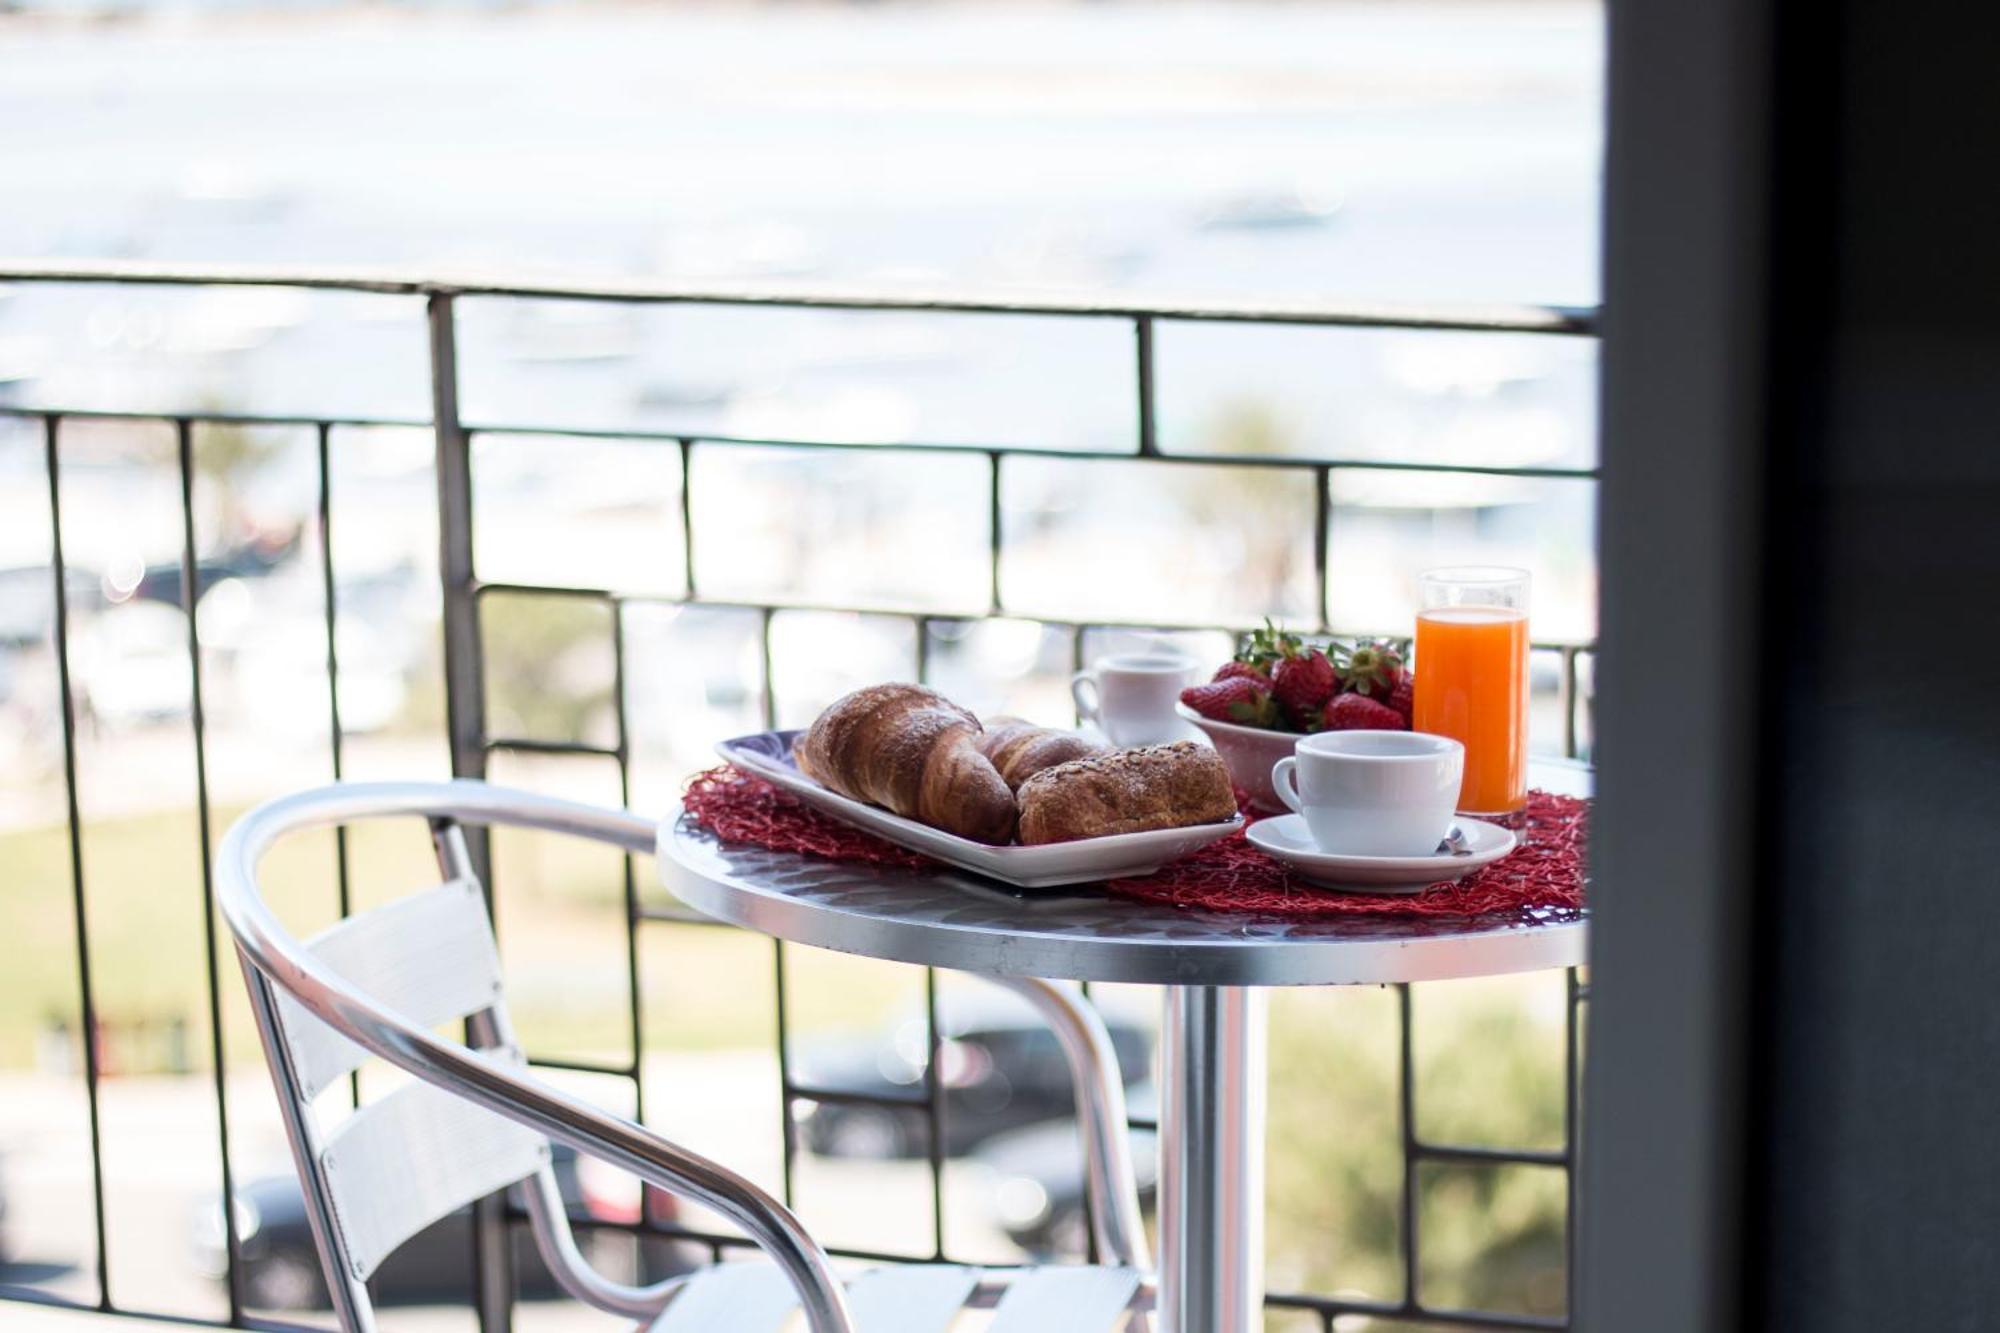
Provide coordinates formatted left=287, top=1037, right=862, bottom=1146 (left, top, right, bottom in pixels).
left=1175, top=403, right=1316, bottom=621
left=480, top=594, right=617, bottom=745
left=1265, top=985, right=1568, bottom=1324
left=190, top=401, right=282, bottom=543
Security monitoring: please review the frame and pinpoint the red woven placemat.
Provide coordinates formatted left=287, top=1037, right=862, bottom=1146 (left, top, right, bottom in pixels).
left=682, top=765, right=1587, bottom=921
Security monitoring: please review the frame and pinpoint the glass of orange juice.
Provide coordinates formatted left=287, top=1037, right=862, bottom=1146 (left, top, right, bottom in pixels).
left=1413, top=567, right=1530, bottom=816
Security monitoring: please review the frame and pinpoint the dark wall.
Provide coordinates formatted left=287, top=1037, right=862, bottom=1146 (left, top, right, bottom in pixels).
left=1586, top=0, right=2000, bottom=1327
left=1756, top=0, right=2000, bottom=1325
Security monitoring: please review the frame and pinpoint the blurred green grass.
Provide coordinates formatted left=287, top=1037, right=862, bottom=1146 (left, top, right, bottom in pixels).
left=0, top=804, right=912, bottom=1071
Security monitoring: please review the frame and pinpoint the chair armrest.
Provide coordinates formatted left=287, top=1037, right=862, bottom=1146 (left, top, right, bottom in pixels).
left=281, top=966, right=853, bottom=1331
left=515, top=1158, right=693, bottom=1319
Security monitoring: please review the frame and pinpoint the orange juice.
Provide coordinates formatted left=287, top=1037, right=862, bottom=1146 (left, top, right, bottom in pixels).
left=1414, top=606, right=1529, bottom=815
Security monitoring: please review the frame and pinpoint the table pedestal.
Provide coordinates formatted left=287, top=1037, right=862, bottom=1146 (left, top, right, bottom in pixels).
left=1157, top=986, right=1268, bottom=1333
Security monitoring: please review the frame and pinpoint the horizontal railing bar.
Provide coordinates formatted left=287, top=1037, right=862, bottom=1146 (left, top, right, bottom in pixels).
left=0, top=259, right=1598, bottom=334
left=485, top=736, right=624, bottom=759
left=1412, top=1141, right=1569, bottom=1167
left=470, top=422, right=1601, bottom=480
left=1267, top=1290, right=1567, bottom=1331
left=477, top=580, right=618, bottom=602
left=526, top=1054, right=641, bottom=1080
left=785, top=1082, right=932, bottom=1111
left=0, top=404, right=428, bottom=431
left=471, top=580, right=1602, bottom=653
left=1, top=405, right=1596, bottom=479
left=0, top=260, right=431, bottom=296
left=0, top=1287, right=330, bottom=1333
left=636, top=904, right=730, bottom=927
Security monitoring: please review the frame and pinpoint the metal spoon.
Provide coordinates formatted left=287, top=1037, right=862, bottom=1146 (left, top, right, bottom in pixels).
left=1436, top=825, right=1473, bottom=857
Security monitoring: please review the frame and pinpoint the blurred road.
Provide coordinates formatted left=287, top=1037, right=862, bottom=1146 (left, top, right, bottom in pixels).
left=0, top=1052, right=1025, bottom=1327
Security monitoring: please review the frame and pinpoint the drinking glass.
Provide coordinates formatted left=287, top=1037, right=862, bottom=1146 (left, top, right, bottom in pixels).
left=1413, top=566, right=1530, bottom=816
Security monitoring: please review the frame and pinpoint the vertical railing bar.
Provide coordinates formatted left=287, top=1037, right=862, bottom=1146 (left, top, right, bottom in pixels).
left=1563, top=966, right=1582, bottom=1318
left=1079, top=975, right=1101, bottom=1269
left=679, top=437, right=698, bottom=600
left=42, top=414, right=112, bottom=1312
left=762, top=602, right=796, bottom=1207
left=1399, top=983, right=1419, bottom=1307
left=426, top=292, right=510, bottom=1333
left=1134, top=315, right=1158, bottom=457
left=759, top=605, right=778, bottom=730
left=923, top=967, right=948, bottom=1261
left=316, top=421, right=346, bottom=791
left=913, top=615, right=931, bottom=684
left=177, top=418, right=243, bottom=1326
left=1069, top=625, right=1087, bottom=724
left=774, top=940, right=797, bottom=1208
left=987, top=451, right=1004, bottom=615
left=1562, top=647, right=1581, bottom=760
left=1313, top=463, right=1333, bottom=633
left=430, top=295, right=489, bottom=793
left=612, top=596, right=646, bottom=1122
left=315, top=422, right=359, bottom=1110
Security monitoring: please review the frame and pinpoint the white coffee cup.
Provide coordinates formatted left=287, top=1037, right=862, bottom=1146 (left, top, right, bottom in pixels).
left=1071, top=653, right=1197, bottom=746
left=1270, top=731, right=1466, bottom=857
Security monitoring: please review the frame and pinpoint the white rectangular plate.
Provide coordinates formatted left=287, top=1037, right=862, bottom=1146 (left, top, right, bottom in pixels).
left=717, top=730, right=1243, bottom=890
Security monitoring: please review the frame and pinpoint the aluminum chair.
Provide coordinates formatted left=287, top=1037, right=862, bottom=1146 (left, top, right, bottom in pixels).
left=217, top=779, right=1152, bottom=1333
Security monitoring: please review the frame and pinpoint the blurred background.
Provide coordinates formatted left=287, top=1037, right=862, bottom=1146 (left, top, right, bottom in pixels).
left=0, top=1, right=1599, bottom=1329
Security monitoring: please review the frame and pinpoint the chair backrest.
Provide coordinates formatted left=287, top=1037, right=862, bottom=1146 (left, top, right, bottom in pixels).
left=237, top=822, right=556, bottom=1332
left=222, top=781, right=865, bottom=1333
left=259, top=875, right=549, bottom=1284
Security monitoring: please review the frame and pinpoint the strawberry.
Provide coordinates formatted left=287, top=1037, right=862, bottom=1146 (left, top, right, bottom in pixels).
left=1272, top=645, right=1338, bottom=724
left=1235, top=619, right=1302, bottom=676
left=1212, top=660, right=1271, bottom=687
left=1388, top=674, right=1416, bottom=725
left=1321, top=691, right=1408, bottom=732
left=1339, top=639, right=1407, bottom=701
left=1180, top=677, right=1278, bottom=728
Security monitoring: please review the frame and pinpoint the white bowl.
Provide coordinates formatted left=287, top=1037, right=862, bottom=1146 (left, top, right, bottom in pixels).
left=1173, top=701, right=1308, bottom=813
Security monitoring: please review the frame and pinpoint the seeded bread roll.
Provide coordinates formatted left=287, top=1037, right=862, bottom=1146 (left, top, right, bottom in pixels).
left=1016, top=740, right=1237, bottom=846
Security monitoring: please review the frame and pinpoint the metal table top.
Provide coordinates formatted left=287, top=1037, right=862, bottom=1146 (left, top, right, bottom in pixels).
left=657, top=760, right=1588, bottom=988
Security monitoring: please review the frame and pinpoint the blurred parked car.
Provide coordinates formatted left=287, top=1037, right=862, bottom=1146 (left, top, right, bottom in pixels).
left=976, top=1108, right=1159, bottom=1259
left=192, top=1144, right=693, bottom=1310
left=129, top=528, right=301, bottom=611
left=794, top=992, right=1152, bottom=1160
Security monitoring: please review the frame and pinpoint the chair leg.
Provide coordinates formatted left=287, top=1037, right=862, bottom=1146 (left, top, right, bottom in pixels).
left=978, top=975, right=1151, bottom=1271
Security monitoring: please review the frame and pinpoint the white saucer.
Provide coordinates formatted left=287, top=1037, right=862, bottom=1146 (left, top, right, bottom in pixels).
left=1245, top=815, right=1518, bottom=894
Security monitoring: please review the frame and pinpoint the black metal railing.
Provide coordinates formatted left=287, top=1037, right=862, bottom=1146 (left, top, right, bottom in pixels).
left=0, top=260, right=1596, bottom=1333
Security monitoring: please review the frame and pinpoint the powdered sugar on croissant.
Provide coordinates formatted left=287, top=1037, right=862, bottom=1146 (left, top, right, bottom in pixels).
left=793, top=684, right=1017, bottom=844
left=974, top=717, right=1112, bottom=790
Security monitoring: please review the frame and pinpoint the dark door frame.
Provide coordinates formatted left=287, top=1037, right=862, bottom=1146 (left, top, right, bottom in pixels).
left=1581, top=0, right=1777, bottom=1325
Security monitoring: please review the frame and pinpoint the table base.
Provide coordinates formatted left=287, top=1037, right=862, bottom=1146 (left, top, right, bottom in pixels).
left=1158, top=985, right=1268, bottom=1333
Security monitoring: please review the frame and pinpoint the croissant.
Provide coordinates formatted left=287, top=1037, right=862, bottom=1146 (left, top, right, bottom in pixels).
left=975, top=717, right=1112, bottom=790
left=793, top=684, right=1018, bottom=844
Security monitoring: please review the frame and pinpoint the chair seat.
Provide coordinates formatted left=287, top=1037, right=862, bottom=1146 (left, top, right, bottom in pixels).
left=645, top=1260, right=1145, bottom=1333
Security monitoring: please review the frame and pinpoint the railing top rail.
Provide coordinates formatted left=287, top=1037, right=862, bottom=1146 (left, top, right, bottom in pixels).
left=0, top=258, right=1597, bottom=334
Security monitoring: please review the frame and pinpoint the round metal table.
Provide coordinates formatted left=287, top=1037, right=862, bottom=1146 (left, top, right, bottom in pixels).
left=658, top=760, right=1588, bottom=1333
